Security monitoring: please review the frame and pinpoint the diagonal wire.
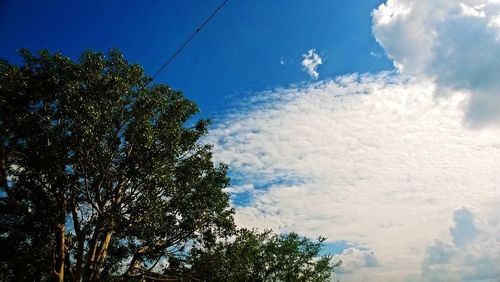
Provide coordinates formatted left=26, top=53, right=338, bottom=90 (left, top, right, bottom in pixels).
left=150, top=0, right=230, bottom=82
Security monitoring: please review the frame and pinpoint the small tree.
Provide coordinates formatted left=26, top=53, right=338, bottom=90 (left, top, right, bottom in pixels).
left=186, top=229, right=341, bottom=282
left=0, top=49, right=234, bottom=281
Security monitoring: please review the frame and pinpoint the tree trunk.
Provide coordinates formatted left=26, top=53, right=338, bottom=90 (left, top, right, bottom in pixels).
left=89, top=230, right=113, bottom=281
left=85, top=219, right=114, bottom=282
left=84, top=222, right=103, bottom=281
left=53, top=224, right=65, bottom=282
left=96, top=231, right=113, bottom=264
left=0, top=142, right=7, bottom=190
left=71, top=206, right=84, bottom=281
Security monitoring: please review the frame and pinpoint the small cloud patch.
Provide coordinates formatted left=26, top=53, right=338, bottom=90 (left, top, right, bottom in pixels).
left=301, top=49, right=322, bottom=79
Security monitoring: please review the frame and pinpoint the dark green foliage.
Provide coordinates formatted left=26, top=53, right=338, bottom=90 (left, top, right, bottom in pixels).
left=187, top=229, right=340, bottom=282
left=0, top=49, right=234, bottom=281
left=0, top=49, right=339, bottom=282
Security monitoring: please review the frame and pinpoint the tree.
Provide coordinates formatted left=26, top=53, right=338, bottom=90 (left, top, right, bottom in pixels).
left=0, top=49, right=340, bottom=282
left=0, top=49, right=234, bottom=281
left=186, top=229, right=341, bottom=282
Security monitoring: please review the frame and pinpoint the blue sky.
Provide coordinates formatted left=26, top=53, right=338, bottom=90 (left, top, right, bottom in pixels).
left=3, top=1, right=500, bottom=281
left=0, top=0, right=391, bottom=116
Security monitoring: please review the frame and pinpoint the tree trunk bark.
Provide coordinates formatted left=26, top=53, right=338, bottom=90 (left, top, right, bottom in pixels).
left=0, top=142, right=7, bottom=190
left=53, top=224, right=65, bottom=282
left=71, top=206, right=84, bottom=281
left=84, top=222, right=102, bottom=281
left=89, top=230, right=113, bottom=281
left=85, top=218, right=114, bottom=282
left=96, top=231, right=113, bottom=263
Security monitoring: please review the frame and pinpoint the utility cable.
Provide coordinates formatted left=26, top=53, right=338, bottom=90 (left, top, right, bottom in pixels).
left=150, top=0, right=230, bottom=82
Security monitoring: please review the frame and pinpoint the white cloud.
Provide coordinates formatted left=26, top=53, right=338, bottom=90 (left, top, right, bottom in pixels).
left=372, top=0, right=500, bottom=126
left=334, top=247, right=380, bottom=275
left=208, top=73, right=500, bottom=280
left=206, top=1, right=500, bottom=279
left=301, top=49, right=322, bottom=79
left=422, top=207, right=500, bottom=281
left=461, top=3, right=487, bottom=18
left=222, top=183, right=254, bottom=194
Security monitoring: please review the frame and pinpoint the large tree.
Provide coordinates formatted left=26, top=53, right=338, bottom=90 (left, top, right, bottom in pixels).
left=0, top=49, right=234, bottom=281
left=0, top=49, right=340, bottom=282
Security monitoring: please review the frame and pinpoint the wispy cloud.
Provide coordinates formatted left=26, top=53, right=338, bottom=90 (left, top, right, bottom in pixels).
left=301, top=49, right=322, bottom=79
left=208, top=73, right=500, bottom=280
left=279, top=57, right=286, bottom=65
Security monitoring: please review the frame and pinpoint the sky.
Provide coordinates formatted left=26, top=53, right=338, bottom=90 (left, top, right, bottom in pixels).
left=2, top=0, right=500, bottom=281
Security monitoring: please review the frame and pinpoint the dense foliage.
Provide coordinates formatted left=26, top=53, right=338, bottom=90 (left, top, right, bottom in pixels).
left=0, top=49, right=234, bottom=281
left=0, top=50, right=338, bottom=281
left=187, top=229, right=340, bottom=282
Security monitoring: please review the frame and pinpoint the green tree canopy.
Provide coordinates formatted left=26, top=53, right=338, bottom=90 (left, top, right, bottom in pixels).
left=0, top=49, right=340, bottom=282
left=186, top=229, right=341, bottom=282
left=0, top=49, right=234, bottom=281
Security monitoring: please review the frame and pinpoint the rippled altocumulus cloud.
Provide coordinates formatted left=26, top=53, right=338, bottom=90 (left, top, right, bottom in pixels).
left=208, top=73, right=500, bottom=281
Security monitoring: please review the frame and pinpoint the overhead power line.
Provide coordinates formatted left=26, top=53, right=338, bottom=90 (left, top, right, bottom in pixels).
left=150, top=0, right=230, bottom=82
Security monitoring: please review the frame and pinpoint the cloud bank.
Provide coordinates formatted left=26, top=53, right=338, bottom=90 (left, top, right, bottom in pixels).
left=372, top=0, right=500, bottom=126
left=208, top=73, right=500, bottom=280
left=301, top=49, right=322, bottom=79
left=208, top=0, right=500, bottom=280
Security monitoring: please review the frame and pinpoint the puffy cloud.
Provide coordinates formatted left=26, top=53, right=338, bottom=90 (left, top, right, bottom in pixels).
left=334, top=247, right=380, bottom=274
left=208, top=73, right=500, bottom=280
left=422, top=207, right=500, bottom=281
left=301, top=49, right=322, bottom=79
left=372, top=0, right=500, bottom=126
left=450, top=207, right=478, bottom=248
